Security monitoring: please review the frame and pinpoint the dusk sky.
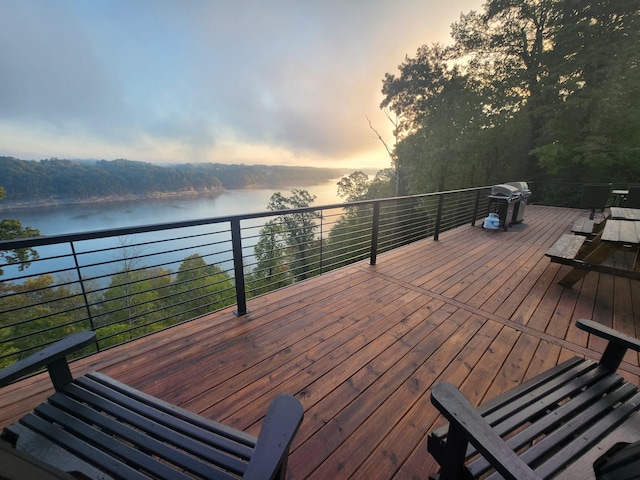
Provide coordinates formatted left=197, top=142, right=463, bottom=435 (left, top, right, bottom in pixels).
left=0, top=1, right=484, bottom=171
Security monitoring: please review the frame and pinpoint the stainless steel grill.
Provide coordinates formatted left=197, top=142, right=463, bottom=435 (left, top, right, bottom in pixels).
left=490, top=184, right=520, bottom=198
left=486, top=182, right=530, bottom=230
left=507, top=181, right=531, bottom=223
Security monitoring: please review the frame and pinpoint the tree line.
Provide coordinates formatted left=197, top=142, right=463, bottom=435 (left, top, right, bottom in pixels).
left=0, top=156, right=344, bottom=207
left=381, top=0, right=639, bottom=195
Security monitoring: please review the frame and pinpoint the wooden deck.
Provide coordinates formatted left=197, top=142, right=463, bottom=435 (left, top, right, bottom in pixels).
left=2, top=204, right=640, bottom=479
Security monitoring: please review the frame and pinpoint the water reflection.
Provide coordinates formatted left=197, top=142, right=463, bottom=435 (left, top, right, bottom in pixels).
left=0, top=180, right=343, bottom=283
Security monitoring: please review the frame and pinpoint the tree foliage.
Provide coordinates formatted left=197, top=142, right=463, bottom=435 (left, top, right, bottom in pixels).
left=0, top=252, right=235, bottom=364
left=266, top=189, right=320, bottom=282
left=337, top=171, right=371, bottom=202
left=171, top=254, right=234, bottom=319
left=247, top=220, right=291, bottom=296
left=381, top=0, right=640, bottom=194
left=337, top=170, right=398, bottom=203
left=0, top=186, right=40, bottom=275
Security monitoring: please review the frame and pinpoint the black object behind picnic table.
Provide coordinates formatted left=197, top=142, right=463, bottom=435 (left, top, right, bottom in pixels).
left=624, top=185, right=640, bottom=209
left=580, top=183, right=612, bottom=220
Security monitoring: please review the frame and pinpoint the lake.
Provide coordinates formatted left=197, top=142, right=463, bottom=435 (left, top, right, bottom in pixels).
left=4, top=179, right=344, bottom=237
left=1, top=179, right=345, bottom=282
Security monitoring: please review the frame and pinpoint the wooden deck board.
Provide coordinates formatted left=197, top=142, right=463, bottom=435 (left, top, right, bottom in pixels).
left=1, top=204, right=640, bottom=479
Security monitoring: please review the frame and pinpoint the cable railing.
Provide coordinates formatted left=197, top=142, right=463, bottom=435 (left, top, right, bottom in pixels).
left=0, top=186, right=492, bottom=367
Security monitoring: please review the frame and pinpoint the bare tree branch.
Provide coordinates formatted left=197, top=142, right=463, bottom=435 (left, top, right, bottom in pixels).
left=367, top=110, right=401, bottom=195
left=366, top=114, right=396, bottom=161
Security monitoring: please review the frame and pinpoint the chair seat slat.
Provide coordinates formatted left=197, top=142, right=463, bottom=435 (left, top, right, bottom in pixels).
left=86, top=372, right=257, bottom=446
left=20, top=413, right=153, bottom=480
left=46, top=393, right=235, bottom=479
left=60, top=381, right=250, bottom=475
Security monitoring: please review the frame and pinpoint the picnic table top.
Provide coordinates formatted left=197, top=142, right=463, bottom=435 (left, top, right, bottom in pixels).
left=602, top=219, right=640, bottom=244
left=609, top=207, right=640, bottom=221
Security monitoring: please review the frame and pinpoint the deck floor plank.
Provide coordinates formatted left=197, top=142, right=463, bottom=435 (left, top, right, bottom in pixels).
left=2, top=205, right=640, bottom=479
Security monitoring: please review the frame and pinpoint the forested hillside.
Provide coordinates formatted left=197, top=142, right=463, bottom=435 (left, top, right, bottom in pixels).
left=383, top=0, right=640, bottom=194
left=0, top=157, right=344, bottom=207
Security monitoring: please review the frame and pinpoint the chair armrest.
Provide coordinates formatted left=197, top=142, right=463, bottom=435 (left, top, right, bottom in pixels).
left=0, top=331, right=96, bottom=389
left=577, top=319, right=640, bottom=352
left=430, top=382, right=540, bottom=480
left=577, top=319, right=640, bottom=370
left=244, top=394, right=304, bottom=480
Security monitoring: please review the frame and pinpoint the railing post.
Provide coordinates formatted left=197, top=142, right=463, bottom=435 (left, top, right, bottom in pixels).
left=471, top=189, right=481, bottom=226
left=434, top=194, right=444, bottom=241
left=370, top=202, right=380, bottom=265
left=319, top=210, right=324, bottom=275
left=231, top=219, right=248, bottom=316
left=70, top=242, right=98, bottom=350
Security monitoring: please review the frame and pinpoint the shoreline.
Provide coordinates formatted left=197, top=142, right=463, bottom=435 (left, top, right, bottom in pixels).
left=0, top=179, right=341, bottom=212
left=0, top=189, right=227, bottom=211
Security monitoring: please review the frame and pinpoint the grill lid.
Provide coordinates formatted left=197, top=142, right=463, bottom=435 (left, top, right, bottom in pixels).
left=506, top=181, right=529, bottom=192
left=491, top=184, right=520, bottom=197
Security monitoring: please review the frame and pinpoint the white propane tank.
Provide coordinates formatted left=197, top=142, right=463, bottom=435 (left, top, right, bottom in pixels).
left=483, top=212, right=500, bottom=230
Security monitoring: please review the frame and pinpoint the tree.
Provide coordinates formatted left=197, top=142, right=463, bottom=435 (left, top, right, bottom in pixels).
left=109, top=238, right=147, bottom=325
left=381, top=44, right=452, bottom=137
left=533, top=0, right=640, bottom=183
left=0, top=274, right=90, bottom=367
left=367, top=111, right=407, bottom=196
left=0, top=186, right=40, bottom=275
left=382, top=45, right=492, bottom=192
left=266, top=189, right=320, bottom=282
left=337, top=171, right=370, bottom=202
left=336, top=169, right=397, bottom=203
left=247, top=220, right=291, bottom=296
left=98, top=266, right=172, bottom=329
left=367, top=168, right=397, bottom=199
left=450, top=0, right=557, bottom=180
left=380, top=0, right=640, bottom=196
left=171, top=254, right=234, bottom=320
left=381, top=44, right=454, bottom=192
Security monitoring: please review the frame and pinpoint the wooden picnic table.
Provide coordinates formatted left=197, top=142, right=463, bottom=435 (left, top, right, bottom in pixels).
left=547, top=218, right=640, bottom=287
left=609, top=207, right=640, bottom=221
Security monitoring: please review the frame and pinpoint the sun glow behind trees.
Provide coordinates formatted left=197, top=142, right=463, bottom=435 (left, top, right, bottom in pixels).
left=381, top=0, right=640, bottom=195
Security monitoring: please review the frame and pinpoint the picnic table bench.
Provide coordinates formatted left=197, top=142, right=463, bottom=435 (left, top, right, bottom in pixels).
left=571, top=217, right=596, bottom=236
left=0, top=331, right=304, bottom=480
left=546, top=233, right=587, bottom=260
left=546, top=218, right=640, bottom=286
left=427, top=319, right=640, bottom=480
left=545, top=233, right=619, bottom=287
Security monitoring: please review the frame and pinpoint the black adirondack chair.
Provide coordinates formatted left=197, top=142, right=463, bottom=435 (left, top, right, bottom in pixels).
left=0, top=331, right=304, bottom=480
left=428, top=319, right=640, bottom=480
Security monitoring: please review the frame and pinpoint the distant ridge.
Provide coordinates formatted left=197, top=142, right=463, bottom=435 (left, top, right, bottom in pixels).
left=0, top=157, right=346, bottom=209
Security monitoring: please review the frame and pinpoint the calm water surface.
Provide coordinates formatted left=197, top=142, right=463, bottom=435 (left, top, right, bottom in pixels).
left=1, top=180, right=344, bottom=281
left=6, top=179, right=343, bottom=236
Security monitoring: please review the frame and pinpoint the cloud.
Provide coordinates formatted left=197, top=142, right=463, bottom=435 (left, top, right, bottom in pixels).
left=0, top=0, right=485, bottom=169
left=0, top=3, right=123, bottom=124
